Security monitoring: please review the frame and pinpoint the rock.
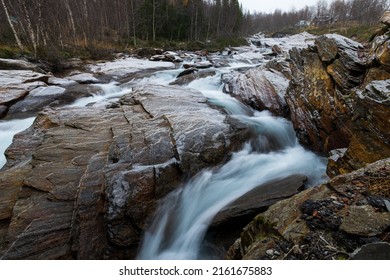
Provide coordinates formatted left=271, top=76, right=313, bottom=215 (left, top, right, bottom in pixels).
left=171, top=69, right=216, bottom=86
left=224, top=67, right=289, bottom=116
left=212, top=175, right=307, bottom=227
left=48, top=76, right=78, bottom=87
left=369, top=34, right=390, bottom=71
left=176, top=68, right=198, bottom=78
left=265, top=59, right=292, bottom=79
left=7, top=86, right=66, bottom=118
left=266, top=249, right=274, bottom=256
left=352, top=242, right=390, bottom=260
left=315, top=34, right=366, bottom=90
left=227, top=158, right=390, bottom=260
left=380, top=11, right=390, bottom=26
left=327, top=80, right=390, bottom=176
left=53, top=84, right=97, bottom=105
left=0, top=84, right=248, bottom=259
left=183, top=60, right=213, bottom=69
left=272, top=45, right=282, bottom=55
left=88, top=57, right=175, bottom=78
left=0, top=70, right=49, bottom=106
left=315, top=34, right=363, bottom=63
left=150, top=51, right=183, bottom=63
left=286, top=47, right=351, bottom=152
left=134, top=48, right=164, bottom=58
left=0, top=105, right=8, bottom=118
left=0, top=58, right=46, bottom=73
left=375, top=39, right=390, bottom=71
left=363, top=68, right=390, bottom=86
left=67, top=72, right=100, bottom=84
left=61, top=58, right=83, bottom=69
left=340, top=205, right=390, bottom=236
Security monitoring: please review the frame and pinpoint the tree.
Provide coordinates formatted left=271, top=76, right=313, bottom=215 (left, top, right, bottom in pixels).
left=1, top=0, right=24, bottom=50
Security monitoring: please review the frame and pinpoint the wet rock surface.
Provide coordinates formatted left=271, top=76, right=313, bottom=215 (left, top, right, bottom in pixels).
left=0, top=85, right=248, bottom=259
left=226, top=158, right=390, bottom=260
left=212, top=175, right=307, bottom=228
left=351, top=242, right=390, bottom=260
left=286, top=25, right=390, bottom=178
left=223, top=67, right=289, bottom=116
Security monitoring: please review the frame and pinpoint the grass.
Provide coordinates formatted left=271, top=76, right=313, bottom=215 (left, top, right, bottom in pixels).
left=302, top=21, right=383, bottom=43
left=272, top=21, right=383, bottom=43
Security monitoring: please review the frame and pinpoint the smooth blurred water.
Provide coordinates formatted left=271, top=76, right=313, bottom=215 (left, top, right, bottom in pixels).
left=0, top=117, right=35, bottom=169
left=138, top=69, right=327, bottom=260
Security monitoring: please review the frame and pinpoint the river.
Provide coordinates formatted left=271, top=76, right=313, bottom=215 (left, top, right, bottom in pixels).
left=0, top=42, right=326, bottom=259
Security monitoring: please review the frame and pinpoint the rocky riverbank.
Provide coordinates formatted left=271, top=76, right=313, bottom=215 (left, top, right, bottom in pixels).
left=223, top=12, right=390, bottom=260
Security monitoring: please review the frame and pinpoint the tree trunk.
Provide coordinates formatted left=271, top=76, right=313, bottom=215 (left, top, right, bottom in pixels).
left=20, top=0, right=37, bottom=57
left=1, top=0, right=24, bottom=50
left=131, top=0, right=137, bottom=46
left=152, top=0, right=156, bottom=41
left=65, top=0, right=77, bottom=46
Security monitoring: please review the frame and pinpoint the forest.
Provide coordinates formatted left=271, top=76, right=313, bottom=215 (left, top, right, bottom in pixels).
left=0, top=0, right=244, bottom=57
left=0, top=0, right=389, bottom=59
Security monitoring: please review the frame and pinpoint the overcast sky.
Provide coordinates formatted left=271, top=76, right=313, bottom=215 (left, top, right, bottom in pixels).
left=239, top=0, right=320, bottom=13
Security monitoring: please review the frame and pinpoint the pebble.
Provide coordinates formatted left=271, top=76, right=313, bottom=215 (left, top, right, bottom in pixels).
left=266, top=249, right=274, bottom=256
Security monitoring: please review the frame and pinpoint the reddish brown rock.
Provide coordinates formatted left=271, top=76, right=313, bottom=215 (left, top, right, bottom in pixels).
left=226, top=158, right=390, bottom=260
left=286, top=47, right=351, bottom=152
left=327, top=80, right=390, bottom=176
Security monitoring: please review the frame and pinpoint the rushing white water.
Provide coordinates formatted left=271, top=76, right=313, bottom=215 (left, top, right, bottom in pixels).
left=0, top=117, right=35, bottom=169
left=138, top=70, right=327, bottom=260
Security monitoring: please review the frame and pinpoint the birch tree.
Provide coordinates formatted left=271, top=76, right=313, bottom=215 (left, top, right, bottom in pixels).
left=0, top=0, right=24, bottom=50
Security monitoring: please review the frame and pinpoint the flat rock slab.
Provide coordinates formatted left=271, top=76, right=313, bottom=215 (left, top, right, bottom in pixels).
left=352, top=242, right=390, bottom=260
left=212, top=175, right=307, bottom=227
left=0, top=84, right=247, bottom=259
left=0, top=58, right=45, bottom=73
left=340, top=205, right=390, bottom=236
left=67, top=72, right=100, bottom=84
left=88, top=57, right=175, bottom=78
left=0, top=70, right=49, bottom=106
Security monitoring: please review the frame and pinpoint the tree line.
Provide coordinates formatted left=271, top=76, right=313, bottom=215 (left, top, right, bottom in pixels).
left=0, top=0, right=244, bottom=57
left=245, top=0, right=390, bottom=34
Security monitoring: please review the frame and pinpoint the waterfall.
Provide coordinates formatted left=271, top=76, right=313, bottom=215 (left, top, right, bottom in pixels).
left=138, top=72, right=327, bottom=260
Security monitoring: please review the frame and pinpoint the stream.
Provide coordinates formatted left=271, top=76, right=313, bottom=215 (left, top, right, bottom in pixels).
left=0, top=45, right=327, bottom=259
left=138, top=68, right=326, bottom=259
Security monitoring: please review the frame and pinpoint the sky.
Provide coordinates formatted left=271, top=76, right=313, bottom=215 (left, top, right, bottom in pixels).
left=239, top=0, right=320, bottom=13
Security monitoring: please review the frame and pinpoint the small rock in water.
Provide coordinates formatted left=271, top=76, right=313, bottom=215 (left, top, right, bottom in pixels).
left=0, top=105, right=8, bottom=118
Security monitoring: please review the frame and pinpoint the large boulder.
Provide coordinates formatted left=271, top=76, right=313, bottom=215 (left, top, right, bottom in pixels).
left=381, top=11, right=390, bottom=26
left=223, top=67, right=289, bottom=116
left=327, top=80, right=390, bottom=176
left=212, top=175, right=307, bottom=227
left=315, top=35, right=366, bottom=85
left=226, top=158, right=390, bottom=260
left=370, top=34, right=390, bottom=72
left=286, top=46, right=351, bottom=152
left=0, top=84, right=248, bottom=259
